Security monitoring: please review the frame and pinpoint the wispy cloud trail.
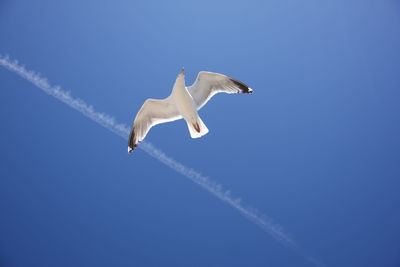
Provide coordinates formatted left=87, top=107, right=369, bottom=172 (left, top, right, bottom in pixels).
left=0, top=55, right=324, bottom=267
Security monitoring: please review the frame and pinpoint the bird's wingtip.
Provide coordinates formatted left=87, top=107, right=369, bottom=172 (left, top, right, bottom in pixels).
left=128, top=146, right=135, bottom=153
left=180, top=67, right=185, bottom=75
left=128, top=143, right=139, bottom=153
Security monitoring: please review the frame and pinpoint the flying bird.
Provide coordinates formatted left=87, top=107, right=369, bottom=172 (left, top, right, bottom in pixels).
left=128, top=68, right=253, bottom=153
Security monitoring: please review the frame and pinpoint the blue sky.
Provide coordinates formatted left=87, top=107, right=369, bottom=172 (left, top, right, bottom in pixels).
left=1, top=0, right=400, bottom=266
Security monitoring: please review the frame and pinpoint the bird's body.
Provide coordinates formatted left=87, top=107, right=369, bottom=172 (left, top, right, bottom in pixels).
left=128, top=68, right=253, bottom=153
left=171, top=69, right=207, bottom=138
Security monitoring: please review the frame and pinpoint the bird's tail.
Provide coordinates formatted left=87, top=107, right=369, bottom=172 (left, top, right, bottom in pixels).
left=187, top=116, right=209, bottom=138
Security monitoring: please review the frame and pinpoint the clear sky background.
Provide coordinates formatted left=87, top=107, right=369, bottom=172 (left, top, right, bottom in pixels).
left=1, top=1, right=400, bottom=266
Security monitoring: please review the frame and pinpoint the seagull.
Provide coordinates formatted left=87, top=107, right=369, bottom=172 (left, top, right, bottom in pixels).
left=128, top=68, right=253, bottom=153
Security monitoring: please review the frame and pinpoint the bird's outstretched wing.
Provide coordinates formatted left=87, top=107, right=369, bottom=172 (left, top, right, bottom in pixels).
left=187, top=71, right=253, bottom=110
left=128, top=97, right=181, bottom=153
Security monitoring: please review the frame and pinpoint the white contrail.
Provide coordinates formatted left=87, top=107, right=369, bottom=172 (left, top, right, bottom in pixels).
left=0, top=55, right=324, bottom=266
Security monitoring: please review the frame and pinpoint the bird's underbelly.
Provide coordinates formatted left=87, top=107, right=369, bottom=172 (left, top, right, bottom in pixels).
left=173, top=90, right=198, bottom=120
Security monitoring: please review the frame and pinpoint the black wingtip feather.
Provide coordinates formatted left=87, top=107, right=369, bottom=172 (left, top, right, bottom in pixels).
left=128, top=145, right=136, bottom=153
left=230, top=78, right=253, bottom=94
left=128, top=127, right=137, bottom=153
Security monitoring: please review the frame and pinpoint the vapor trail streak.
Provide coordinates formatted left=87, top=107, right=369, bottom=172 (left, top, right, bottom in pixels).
left=0, top=55, right=324, bottom=267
